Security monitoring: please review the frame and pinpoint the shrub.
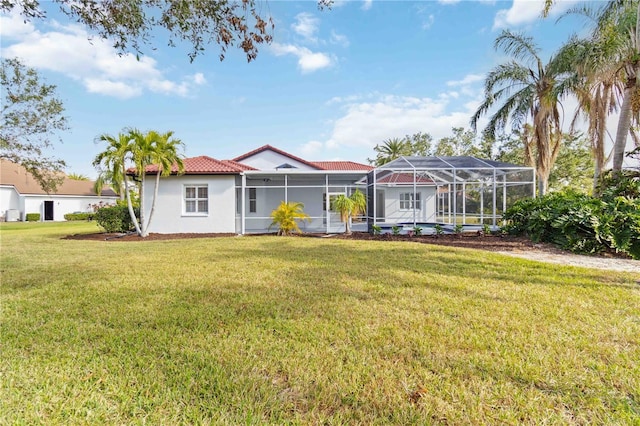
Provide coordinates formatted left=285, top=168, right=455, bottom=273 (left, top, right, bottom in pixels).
left=64, top=212, right=95, bottom=221
left=269, top=201, right=310, bottom=236
left=371, top=225, right=382, bottom=235
left=391, top=225, right=401, bottom=235
left=95, top=205, right=138, bottom=233
left=503, top=187, right=640, bottom=259
left=453, top=224, right=463, bottom=234
left=412, top=226, right=422, bottom=236
left=434, top=224, right=444, bottom=236
left=26, top=213, right=40, bottom=222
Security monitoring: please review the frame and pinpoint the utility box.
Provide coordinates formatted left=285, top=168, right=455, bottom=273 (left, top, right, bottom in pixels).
left=5, top=209, right=20, bottom=222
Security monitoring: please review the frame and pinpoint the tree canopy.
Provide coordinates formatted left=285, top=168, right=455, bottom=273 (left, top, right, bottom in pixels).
left=1, top=0, right=330, bottom=63
left=0, top=57, right=69, bottom=192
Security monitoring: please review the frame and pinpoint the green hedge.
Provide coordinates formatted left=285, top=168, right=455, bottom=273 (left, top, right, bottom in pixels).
left=503, top=177, right=640, bottom=259
left=26, top=213, right=40, bottom=222
left=64, top=212, right=95, bottom=221
left=95, top=205, right=138, bottom=233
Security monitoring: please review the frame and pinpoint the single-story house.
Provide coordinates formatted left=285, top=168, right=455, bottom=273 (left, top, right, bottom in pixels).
left=138, top=145, right=535, bottom=234
left=0, top=160, right=118, bottom=221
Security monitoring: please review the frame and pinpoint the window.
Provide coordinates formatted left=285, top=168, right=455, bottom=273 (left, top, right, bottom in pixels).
left=184, top=185, right=208, bottom=214
left=400, top=192, right=421, bottom=210
left=249, top=188, right=257, bottom=213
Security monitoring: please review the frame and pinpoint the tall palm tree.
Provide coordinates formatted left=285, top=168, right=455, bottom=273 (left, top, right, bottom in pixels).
left=471, top=30, right=569, bottom=195
left=143, top=131, right=185, bottom=237
left=593, top=0, right=639, bottom=173
left=556, top=35, right=623, bottom=189
left=93, top=131, right=141, bottom=235
left=558, top=1, right=640, bottom=173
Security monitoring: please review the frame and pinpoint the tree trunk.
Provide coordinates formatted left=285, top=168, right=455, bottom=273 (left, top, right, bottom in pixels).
left=612, top=78, right=635, bottom=172
left=122, top=165, right=142, bottom=236
left=139, top=172, right=147, bottom=237
left=345, top=214, right=351, bottom=234
left=142, top=171, right=161, bottom=237
left=592, top=83, right=610, bottom=192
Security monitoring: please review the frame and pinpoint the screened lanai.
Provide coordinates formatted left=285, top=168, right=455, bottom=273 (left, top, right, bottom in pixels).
left=367, top=156, right=535, bottom=229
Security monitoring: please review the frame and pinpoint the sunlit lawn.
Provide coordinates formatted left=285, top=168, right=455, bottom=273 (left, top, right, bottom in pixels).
left=1, top=221, right=639, bottom=424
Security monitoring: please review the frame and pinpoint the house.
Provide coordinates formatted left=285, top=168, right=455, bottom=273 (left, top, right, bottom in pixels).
left=0, top=160, right=118, bottom=221
left=138, top=145, right=535, bottom=234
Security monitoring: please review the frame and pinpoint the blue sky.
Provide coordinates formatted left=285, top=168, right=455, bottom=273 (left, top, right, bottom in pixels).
left=1, top=0, right=602, bottom=177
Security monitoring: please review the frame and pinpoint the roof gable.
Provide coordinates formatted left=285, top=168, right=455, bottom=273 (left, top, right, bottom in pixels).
left=233, top=145, right=321, bottom=170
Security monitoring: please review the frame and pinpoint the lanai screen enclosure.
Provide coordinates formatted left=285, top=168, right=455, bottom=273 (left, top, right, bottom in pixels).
left=367, top=156, right=535, bottom=229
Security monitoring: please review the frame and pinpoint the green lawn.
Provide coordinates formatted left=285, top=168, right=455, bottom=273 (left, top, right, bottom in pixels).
left=1, top=222, right=639, bottom=424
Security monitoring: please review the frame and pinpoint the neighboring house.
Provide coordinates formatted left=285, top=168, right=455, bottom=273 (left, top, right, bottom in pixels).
left=138, top=145, right=534, bottom=234
left=0, top=160, right=118, bottom=221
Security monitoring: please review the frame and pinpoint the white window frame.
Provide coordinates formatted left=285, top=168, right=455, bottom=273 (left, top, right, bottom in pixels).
left=183, top=184, right=209, bottom=216
left=249, top=188, right=257, bottom=213
left=400, top=192, right=421, bottom=210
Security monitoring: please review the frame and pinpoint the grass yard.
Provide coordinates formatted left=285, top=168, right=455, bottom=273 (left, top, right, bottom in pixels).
left=1, top=222, right=639, bottom=424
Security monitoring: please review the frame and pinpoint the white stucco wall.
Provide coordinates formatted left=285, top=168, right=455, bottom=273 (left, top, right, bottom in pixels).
left=381, top=186, right=437, bottom=223
left=239, top=150, right=317, bottom=171
left=0, top=186, right=21, bottom=220
left=23, top=195, right=118, bottom=221
left=143, top=175, right=236, bottom=234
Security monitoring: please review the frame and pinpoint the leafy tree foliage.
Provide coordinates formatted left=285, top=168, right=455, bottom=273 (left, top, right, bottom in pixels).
left=495, top=131, right=594, bottom=193
left=1, top=0, right=329, bottom=63
left=269, top=201, right=310, bottom=235
left=0, top=58, right=68, bottom=192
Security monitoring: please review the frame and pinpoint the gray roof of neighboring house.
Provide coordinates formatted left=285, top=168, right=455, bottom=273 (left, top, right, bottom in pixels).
left=0, top=160, right=117, bottom=197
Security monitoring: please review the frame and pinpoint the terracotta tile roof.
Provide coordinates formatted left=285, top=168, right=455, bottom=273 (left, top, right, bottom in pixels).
left=376, top=172, right=435, bottom=184
left=0, top=160, right=117, bottom=196
left=141, top=156, right=256, bottom=175
left=233, top=144, right=322, bottom=169
left=311, top=161, right=373, bottom=171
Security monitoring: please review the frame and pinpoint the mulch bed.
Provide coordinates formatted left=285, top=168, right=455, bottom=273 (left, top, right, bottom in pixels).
left=63, top=231, right=629, bottom=259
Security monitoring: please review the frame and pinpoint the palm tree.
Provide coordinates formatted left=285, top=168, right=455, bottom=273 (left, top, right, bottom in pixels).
left=589, top=1, right=638, bottom=173
left=269, top=201, right=311, bottom=235
left=67, top=173, right=89, bottom=181
left=471, top=30, right=569, bottom=195
left=93, top=131, right=141, bottom=235
left=331, top=189, right=366, bottom=234
left=370, top=138, right=408, bottom=166
left=93, top=168, right=125, bottom=199
left=143, top=131, right=185, bottom=237
left=556, top=35, right=623, bottom=189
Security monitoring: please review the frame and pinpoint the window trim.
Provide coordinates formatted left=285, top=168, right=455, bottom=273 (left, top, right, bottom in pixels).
left=399, top=192, right=421, bottom=210
left=249, top=188, right=257, bottom=213
left=183, top=184, right=209, bottom=216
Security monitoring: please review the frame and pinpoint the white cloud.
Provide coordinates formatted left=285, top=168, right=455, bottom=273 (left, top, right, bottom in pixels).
left=493, top=0, right=580, bottom=30
left=84, top=79, right=141, bottom=99
left=330, top=30, right=350, bottom=48
left=271, top=43, right=333, bottom=73
left=362, top=0, right=373, bottom=11
left=438, top=0, right=461, bottom=4
left=446, top=73, right=485, bottom=87
left=308, top=94, right=480, bottom=156
left=292, top=12, right=319, bottom=43
left=1, top=14, right=206, bottom=98
left=300, top=140, right=323, bottom=156
left=422, top=14, right=435, bottom=30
